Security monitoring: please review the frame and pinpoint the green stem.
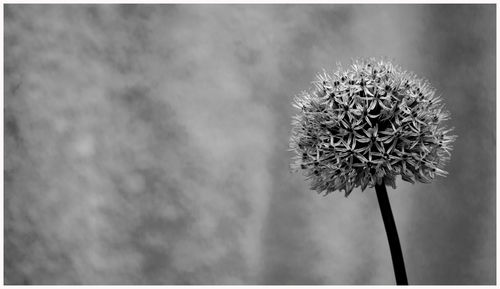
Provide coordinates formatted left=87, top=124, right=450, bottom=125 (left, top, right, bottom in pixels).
left=375, top=181, right=408, bottom=285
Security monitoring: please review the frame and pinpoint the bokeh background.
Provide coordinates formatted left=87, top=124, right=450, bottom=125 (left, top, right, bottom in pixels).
left=4, top=4, right=496, bottom=285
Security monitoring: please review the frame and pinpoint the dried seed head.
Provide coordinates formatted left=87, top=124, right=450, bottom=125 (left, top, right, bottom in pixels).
left=290, top=57, right=457, bottom=197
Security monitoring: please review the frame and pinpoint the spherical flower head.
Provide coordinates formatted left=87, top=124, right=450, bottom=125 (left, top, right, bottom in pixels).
left=290, top=58, right=457, bottom=197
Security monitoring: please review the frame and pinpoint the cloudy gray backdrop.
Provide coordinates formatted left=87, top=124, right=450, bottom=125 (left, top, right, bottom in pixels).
left=4, top=4, right=495, bottom=285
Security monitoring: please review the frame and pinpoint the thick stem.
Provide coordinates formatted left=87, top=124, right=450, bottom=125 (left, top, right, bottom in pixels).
left=375, top=181, right=408, bottom=285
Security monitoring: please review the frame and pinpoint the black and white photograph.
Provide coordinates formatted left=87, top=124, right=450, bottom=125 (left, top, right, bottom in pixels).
left=3, top=3, right=496, bottom=285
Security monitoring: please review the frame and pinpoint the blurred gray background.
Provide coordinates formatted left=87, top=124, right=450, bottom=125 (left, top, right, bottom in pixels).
left=4, top=4, right=496, bottom=285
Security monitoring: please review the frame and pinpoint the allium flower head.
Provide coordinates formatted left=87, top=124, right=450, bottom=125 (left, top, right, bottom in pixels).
left=290, top=58, right=457, bottom=196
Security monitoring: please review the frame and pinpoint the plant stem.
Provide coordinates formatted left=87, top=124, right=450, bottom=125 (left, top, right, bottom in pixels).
left=375, top=181, right=408, bottom=285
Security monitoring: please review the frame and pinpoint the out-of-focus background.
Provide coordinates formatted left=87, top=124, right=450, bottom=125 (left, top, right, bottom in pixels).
left=4, top=4, right=496, bottom=285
